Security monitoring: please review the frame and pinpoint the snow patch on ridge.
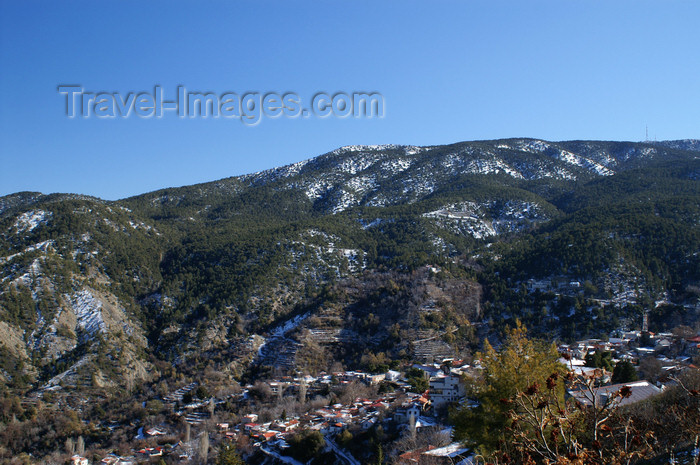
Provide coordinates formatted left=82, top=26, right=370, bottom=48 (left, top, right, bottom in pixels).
left=336, top=154, right=380, bottom=174
left=424, top=200, right=548, bottom=238
left=243, top=158, right=313, bottom=184
left=330, top=190, right=358, bottom=213
left=13, top=210, right=52, bottom=233
left=67, top=290, right=106, bottom=342
left=304, top=180, right=334, bottom=200
left=556, top=150, right=615, bottom=176
left=345, top=175, right=378, bottom=194
left=331, top=144, right=399, bottom=154
left=379, top=158, right=413, bottom=174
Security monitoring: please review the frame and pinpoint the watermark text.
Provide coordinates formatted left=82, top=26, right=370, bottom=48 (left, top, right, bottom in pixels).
left=57, top=85, right=384, bottom=125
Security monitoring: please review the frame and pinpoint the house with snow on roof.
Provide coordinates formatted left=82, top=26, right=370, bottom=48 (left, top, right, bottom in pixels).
left=568, top=380, right=662, bottom=408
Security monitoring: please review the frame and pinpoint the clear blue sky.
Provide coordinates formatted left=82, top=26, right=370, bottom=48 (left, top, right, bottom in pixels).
left=1, top=1, right=699, bottom=200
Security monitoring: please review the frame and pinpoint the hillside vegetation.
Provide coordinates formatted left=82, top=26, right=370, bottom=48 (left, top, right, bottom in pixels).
left=0, top=138, right=699, bottom=460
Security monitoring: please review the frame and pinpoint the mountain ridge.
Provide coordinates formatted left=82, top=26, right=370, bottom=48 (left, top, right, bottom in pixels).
left=3, top=139, right=697, bottom=206
left=0, top=138, right=698, bottom=453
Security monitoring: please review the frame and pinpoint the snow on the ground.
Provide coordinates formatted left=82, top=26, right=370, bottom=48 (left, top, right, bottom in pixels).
left=269, top=312, right=310, bottom=339
left=330, top=190, right=358, bottom=214
left=424, top=200, right=547, bottom=238
left=360, top=218, right=385, bottom=229
left=542, top=166, right=577, bottom=180
left=306, top=229, right=341, bottom=246
left=400, top=177, right=436, bottom=196
left=28, top=258, right=41, bottom=275
left=331, top=144, right=400, bottom=154
left=255, top=312, right=311, bottom=361
left=403, top=146, right=429, bottom=156
left=345, top=175, right=378, bottom=194
left=379, top=158, right=413, bottom=174
left=0, top=240, right=54, bottom=265
left=67, top=290, right=107, bottom=341
left=128, top=220, right=154, bottom=231
left=13, top=210, right=52, bottom=233
left=516, top=139, right=551, bottom=153
left=41, top=355, right=92, bottom=390
left=338, top=248, right=364, bottom=271
left=461, top=158, right=524, bottom=179
left=304, top=180, right=334, bottom=200
left=366, top=194, right=389, bottom=207
left=13, top=257, right=43, bottom=285
left=423, top=202, right=497, bottom=238
left=241, top=158, right=313, bottom=184
left=103, top=218, right=122, bottom=231
left=336, top=154, right=380, bottom=175
left=260, top=444, right=306, bottom=465
left=556, top=150, right=615, bottom=176
left=514, top=140, right=616, bottom=176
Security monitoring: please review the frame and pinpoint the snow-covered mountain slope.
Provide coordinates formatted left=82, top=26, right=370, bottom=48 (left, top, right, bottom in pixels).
left=217, top=138, right=698, bottom=214
left=0, top=137, right=698, bottom=401
left=0, top=197, right=158, bottom=395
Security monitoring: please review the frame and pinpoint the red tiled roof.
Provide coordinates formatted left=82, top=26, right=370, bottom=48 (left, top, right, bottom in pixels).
left=398, top=446, right=436, bottom=464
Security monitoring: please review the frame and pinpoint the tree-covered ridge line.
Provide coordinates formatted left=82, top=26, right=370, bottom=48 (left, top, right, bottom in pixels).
left=0, top=140, right=698, bottom=354
left=0, top=138, right=698, bottom=462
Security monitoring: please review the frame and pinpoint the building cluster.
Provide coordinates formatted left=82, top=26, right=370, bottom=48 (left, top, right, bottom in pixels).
left=67, top=328, right=700, bottom=465
left=559, top=330, right=700, bottom=407
left=561, top=330, right=699, bottom=375
left=71, top=364, right=473, bottom=464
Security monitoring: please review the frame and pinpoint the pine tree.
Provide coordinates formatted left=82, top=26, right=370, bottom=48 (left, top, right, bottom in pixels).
left=612, top=360, right=639, bottom=384
left=451, top=321, right=565, bottom=454
left=217, top=441, right=243, bottom=465
left=375, top=443, right=384, bottom=465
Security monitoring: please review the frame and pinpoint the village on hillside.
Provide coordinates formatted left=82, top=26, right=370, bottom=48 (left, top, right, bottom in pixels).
left=67, top=327, right=700, bottom=465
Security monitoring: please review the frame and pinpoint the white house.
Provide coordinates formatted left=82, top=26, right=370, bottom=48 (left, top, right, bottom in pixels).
left=71, top=456, right=89, bottom=465
left=394, top=403, right=422, bottom=423
left=429, top=374, right=465, bottom=408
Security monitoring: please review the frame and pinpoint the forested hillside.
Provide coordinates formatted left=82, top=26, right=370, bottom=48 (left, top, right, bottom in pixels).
left=0, top=138, right=699, bottom=461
